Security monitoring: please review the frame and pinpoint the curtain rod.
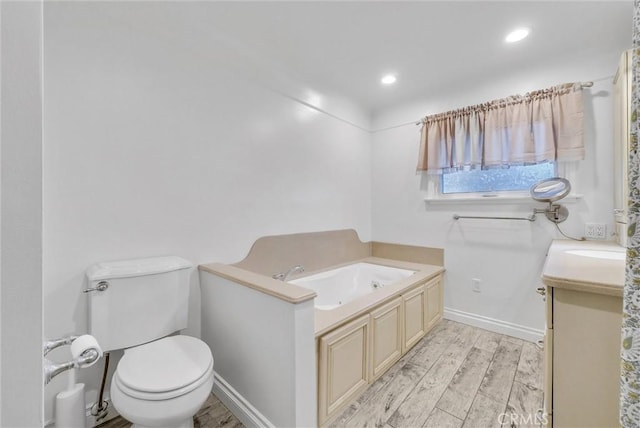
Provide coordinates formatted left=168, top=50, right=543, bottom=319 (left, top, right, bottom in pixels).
left=370, top=76, right=612, bottom=134
left=413, top=81, right=594, bottom=126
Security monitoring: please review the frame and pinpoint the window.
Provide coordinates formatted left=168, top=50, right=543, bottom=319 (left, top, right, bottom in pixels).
left=441, top=162, right=556, bottom=194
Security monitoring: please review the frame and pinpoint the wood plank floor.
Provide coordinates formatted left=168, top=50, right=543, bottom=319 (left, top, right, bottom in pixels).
left=98, top=320, right=543, bottom=428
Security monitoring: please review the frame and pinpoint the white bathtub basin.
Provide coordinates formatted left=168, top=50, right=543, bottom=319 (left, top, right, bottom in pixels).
left=289, top=262, right=416, bottom=310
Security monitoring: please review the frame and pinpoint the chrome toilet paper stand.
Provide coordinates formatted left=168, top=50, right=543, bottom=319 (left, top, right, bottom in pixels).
left=43, top=335, right=100, bottom=385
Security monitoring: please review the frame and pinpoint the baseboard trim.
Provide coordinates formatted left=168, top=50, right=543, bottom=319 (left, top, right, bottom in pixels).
left=444, top=307, right=544, bottom=342
left=212, top=372, right=274, bottom=428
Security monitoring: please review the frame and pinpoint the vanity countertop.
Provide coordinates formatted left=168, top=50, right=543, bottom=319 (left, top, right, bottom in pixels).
left=542, top=239, right=625, bottom=297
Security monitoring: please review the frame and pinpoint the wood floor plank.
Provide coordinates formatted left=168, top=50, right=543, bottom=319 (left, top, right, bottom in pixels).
left=343, top=362, right=428, bottom=428
left=422, top=408, right=463, bottom=428
left=436, top=346, right=494, bottom=419
left=408, top=320, right=464, bottom=369
left=477, top=337, right=523, bottom=404
left=502, top=335, right=525, bottom=347
left=462, top=392, right=506, bottom=428
left=97, top=417, right=130, bottom=428
left=441, top=323, right=483, bottom=363
left=504, top=381, right=544, bottom=428
left=514, top=341, right=544, bottom=390
left=210, top=410, right=244, bottom=428
left=474, top=329, right=504, bottom=355
left=387, top=350, right=466, bottom=428
left=328, top=402, right=360, bottom=427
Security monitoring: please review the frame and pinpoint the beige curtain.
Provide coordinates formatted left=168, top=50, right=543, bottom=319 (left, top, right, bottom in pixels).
left=417, top=83, right=584, bottom=173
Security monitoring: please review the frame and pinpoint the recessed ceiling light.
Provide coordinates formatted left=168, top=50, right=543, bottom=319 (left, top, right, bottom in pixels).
left=505, top=27, right=530, bottom=43
left=381, top=74, right=397, bottom=85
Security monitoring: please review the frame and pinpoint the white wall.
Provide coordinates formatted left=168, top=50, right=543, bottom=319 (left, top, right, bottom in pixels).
left=371, top=52, right=625, bottom=339
left=1, top=1, right=44, bottom=426
left=42, top=2, right=371, bottom=424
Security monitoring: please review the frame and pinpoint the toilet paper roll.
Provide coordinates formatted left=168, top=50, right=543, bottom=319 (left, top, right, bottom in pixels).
left=70, top=335, right=103, bottom=368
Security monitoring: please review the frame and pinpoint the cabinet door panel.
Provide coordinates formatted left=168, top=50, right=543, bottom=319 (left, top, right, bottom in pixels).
left=370, top=296, right=403, bottom=380
left=318, top=314, right=369, bottom=425
left=403, top=284, right=426, bottom=352
left=425, top=276, right=443, bottom=332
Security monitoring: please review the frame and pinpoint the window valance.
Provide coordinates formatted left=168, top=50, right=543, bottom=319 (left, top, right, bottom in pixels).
left=416, top=82, right=585, bottom=173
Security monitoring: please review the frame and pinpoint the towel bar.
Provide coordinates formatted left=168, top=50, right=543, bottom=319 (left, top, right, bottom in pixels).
left=453, top=212, right=537, bottom=222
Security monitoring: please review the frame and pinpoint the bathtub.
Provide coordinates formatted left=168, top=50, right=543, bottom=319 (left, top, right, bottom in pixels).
left=289, top=262, right=416, bottom=310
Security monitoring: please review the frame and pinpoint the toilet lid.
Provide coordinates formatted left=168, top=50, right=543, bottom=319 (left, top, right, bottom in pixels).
left=117, top=336, right=213, bottom=393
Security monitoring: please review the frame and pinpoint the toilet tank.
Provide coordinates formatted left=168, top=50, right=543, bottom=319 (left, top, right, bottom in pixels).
left=85, top=256, right=193, bottom=352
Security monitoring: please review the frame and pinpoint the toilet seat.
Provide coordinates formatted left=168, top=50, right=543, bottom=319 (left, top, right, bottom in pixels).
left=114, top=335, right=213, bottom=401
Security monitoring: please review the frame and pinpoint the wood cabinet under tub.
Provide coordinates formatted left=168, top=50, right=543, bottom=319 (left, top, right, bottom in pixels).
left=317, top=274, right=444, bottom=426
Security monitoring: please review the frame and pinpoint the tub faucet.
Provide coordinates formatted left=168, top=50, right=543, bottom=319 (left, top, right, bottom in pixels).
left=273, top=265, right=305, bottom=281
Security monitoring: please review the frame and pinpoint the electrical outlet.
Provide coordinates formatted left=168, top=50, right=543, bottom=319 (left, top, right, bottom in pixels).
left=585, top=223, right=607, bottom=239
left=472, top=278, right=482, bottom=293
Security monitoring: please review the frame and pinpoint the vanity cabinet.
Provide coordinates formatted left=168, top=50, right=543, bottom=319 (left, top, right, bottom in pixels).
left=544, top=286, right=622, bottom=427
left=318, top=314, right=370, bottom=426
left=542, top=240, right=624, bottom=428
left=614, top=49, right=631, bottom=245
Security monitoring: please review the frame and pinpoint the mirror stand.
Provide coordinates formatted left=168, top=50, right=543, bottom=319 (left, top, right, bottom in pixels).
left=534, top=203, right=569, bottom=223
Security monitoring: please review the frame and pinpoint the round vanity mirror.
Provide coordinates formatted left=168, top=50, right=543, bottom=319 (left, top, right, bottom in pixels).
left=530, top=177, right=571, bottom=203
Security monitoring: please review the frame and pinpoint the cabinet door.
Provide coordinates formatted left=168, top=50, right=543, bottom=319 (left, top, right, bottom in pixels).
left=425, top=276, right=443, bottom=332
left=403, top=284, right=426, bottom=352
left=552, top=288, right=622, bottom=428
left=370, top=296, right=403, bottom=380
left=318, top=314, right=370, bottom=426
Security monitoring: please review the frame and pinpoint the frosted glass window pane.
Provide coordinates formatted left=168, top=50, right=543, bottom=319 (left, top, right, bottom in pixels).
left=441, top=163, right=556, bottom=194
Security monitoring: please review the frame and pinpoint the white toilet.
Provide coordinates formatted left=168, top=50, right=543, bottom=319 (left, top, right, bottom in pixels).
left=86, top=256, right=214, bottom=428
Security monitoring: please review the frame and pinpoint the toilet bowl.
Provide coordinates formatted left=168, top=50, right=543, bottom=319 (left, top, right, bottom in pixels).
left=110, top=335, right=214, bottom=428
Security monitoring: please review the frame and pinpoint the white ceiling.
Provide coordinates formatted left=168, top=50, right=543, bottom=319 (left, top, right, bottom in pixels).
left=180, top=1, right=633, bottom=114
left=82, top=1, right=633, bottom=115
